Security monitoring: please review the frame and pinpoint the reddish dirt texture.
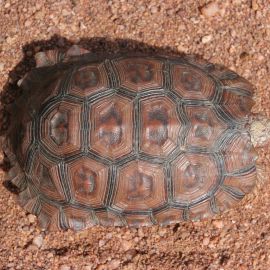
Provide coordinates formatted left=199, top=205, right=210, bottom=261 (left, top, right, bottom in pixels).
left=0, top=0, right=270, bottom=270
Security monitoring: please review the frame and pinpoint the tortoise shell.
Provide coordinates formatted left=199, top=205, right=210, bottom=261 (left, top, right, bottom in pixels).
left=2, top=46, right=257, bottom=230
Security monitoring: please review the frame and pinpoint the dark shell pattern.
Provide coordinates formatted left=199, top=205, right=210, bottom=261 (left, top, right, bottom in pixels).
left=2, top=46, right=257, bottom=230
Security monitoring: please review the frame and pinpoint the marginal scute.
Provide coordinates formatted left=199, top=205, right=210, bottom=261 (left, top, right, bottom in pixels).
left=223, top=167, right=256, bottom=195
left=188, top=200, right=213, bottom=221
left=22, top=197, right=40, bottom=215
left=222, top=132, right=257, bottom=173
left=214, top=189, right=241, bottom=213
left=14, top=121, right=32, bottom=166
left=35, top=50, right=64, bottom=67
left=154, top=208, right=184, bottom=225
left=219, top=90, right=255, bottom=120
left=140, top=96, right=181, bottom=156
left=90, top=95, right=133, bottom=159
left=37, top=201, right=60, bottom=230
left=113, top=57, right=163, bottom=91
left=95, top=211, right=123, bottom=226
left=63, top=206, right=96, bottom=231
left=125, top=214, right=153, bottom=227
left=211, top=65, right=254, bottom=95
left=65, top=45, right=90, bottom=57
left=20, top=122, right=32, bottom=161
left=32, top=153, right=65, bottom=201
left=18, top=186, right=38, bottom=211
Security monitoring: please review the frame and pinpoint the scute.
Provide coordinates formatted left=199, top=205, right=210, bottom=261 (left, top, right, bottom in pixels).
left=41, top=100, right=82, bottom=156
left=140, top=96, right=181, bottom=157
left=67, top=157, right=108, bottom=207
left=63, top=206, right=96, bottom=231
left=69, top=63, right=109, bottom=97
left=95, top=211, right=123, bottom=226
left=154, top=208, right=184, bottom=225
left=2, top=49, right=257, bottom=230
left=172, top=153, right=219, bottom=203
left=90, top=94, right=133, bottom=159
left=32, top=153, right=65, bottom=202
left=172, top=64, right=216, bottom=100
left=112, top=160, right=166, bottom=211
left=113, top=57, right=164, bottom=91
left=222, top=132, right=256, bottom=173
left=125, top=214, right=153, bottom=227
left=184, top=105, right=228, bottom=148
left=188, top=200, right=214, bottom=221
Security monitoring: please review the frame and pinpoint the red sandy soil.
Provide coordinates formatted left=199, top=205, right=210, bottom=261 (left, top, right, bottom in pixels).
left=0, top=1, right=270, bottom=269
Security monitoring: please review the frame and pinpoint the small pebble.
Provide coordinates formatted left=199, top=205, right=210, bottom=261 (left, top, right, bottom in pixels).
left=62, top=9, right=70, bottom=16
left=203, top=237, right=210, bottom=246
left=99, top=240, right=106, bottom=247
left=121, top=240, right=132, bottom=251
left=4, top=2, right=11, bottom=8
left=24, top=20, right=32, bottom=27
left=108, top=259, right=121, bottom=270
left=213, top=220, right=224, bottom=229
left=32, top=235, right=43, bottom=248
left=0, top=63, right=4, bottom=72
left=150, top=6, right=158, bottom=14
left=125, top=249, right=137, bottom=261
left=251, top=0, right=259, bottom=10
left=22, top=225, right=30, bottom=231
left=201, top=35, right=213, bottom=44
left=200, top=2, right=220, bottom=17
left=158, top=228, right=167, bottom=237
left=47, top=252, right=54, bottom=258
left=82, top=265, right=93, bottom=270
left=28, top=214, right=36, bottom=223
left=27, top=244, right=38, bottom=251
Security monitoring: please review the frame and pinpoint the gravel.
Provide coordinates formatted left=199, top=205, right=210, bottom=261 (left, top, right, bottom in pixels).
left=0, top=0, right=270, bottom=269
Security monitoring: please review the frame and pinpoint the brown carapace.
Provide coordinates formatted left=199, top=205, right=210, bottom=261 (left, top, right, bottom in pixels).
left=0, top=45, right=259, bottom=231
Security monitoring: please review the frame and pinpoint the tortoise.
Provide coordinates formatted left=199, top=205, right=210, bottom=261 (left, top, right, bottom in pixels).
left=0, top=45, right=269, bottom=231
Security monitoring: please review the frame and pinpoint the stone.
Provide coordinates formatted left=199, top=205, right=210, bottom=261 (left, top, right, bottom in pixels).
left=150, top=6, right=158, bottom=14
left=201, top=35, right=213, bottom=44
left=108, top=259, right=121, bottom=270
left=83, top=265, right=93, bottom=270
left=203, top=237, right=210, bottom=246
left=32, top=235, right=43, bottom=248
left=121, top=240, right=132, bottom=251
left=0, top=63, right=4, bottom=72
left=212, top=220, right=224, bottom=229
left=28, top=214, right=36, bottom=223
left=99, top=239, right=106, bottom=247
left=200, top=2, right=220, bottom=17
left=4, top=2, right=11, bottom=8
left=24, top=20, right=32, bottom=27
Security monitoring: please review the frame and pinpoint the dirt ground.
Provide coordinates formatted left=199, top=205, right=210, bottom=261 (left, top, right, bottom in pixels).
left=0, top=0, right=270, bottom=269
